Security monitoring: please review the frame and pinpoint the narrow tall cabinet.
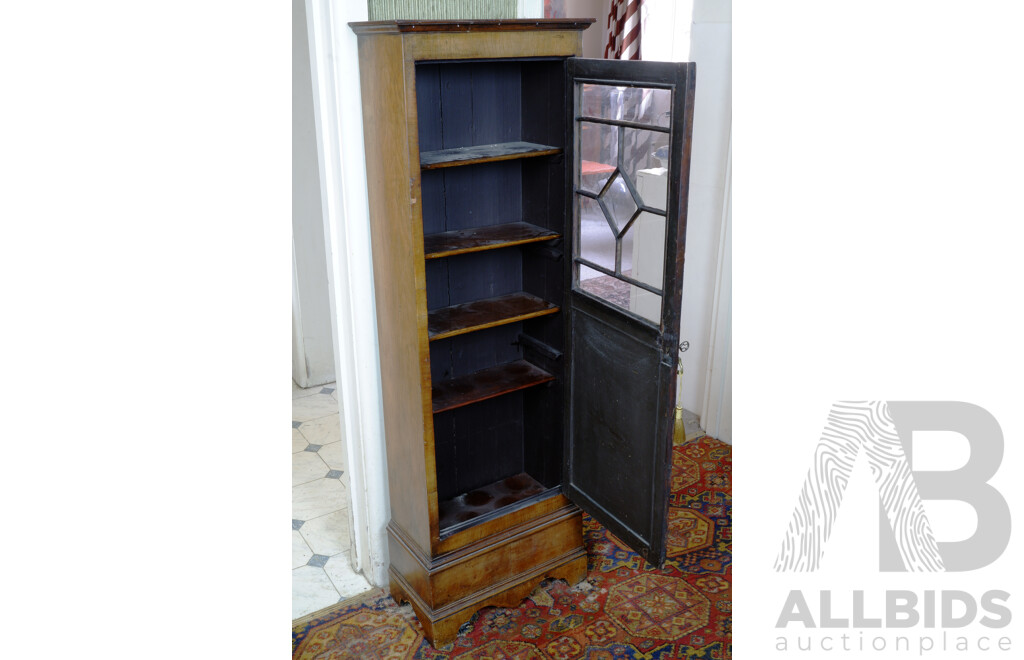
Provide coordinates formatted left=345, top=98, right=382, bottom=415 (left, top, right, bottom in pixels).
left=350, top=18, right=695, bottom=645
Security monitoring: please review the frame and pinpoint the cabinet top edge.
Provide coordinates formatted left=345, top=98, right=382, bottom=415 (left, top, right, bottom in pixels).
left=349, top=18, right=596, bottom=35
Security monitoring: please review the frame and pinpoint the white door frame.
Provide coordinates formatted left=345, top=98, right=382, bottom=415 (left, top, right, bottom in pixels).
left=303, top=0, right=390, bottom=586
left=700, top=135, right=731, bottom=443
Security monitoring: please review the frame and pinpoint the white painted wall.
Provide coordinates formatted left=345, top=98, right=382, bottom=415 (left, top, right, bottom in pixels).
left=642, top=0, right=695, bottom=62
left=293, top=0, right=336, bottom=388
left=517, top=0, right=544, bottom=18
left=677, top=0, right=731, bottom=423
left=701, top=144, right=731, bottom=443
left=563, top=0, right=606, bottom=58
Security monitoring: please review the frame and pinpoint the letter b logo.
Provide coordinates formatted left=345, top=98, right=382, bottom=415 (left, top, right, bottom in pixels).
left=775, top=401, right=1010, bottom=572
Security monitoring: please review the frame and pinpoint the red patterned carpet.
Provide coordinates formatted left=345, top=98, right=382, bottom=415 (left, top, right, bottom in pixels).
left=293, top=433, right=731, bottom=659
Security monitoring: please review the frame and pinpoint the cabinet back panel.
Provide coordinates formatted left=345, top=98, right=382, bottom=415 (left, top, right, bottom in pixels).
left=425, top=249, right=522, bottom=311
left=521, top=159, right=562, bottom=232
left=429, top=323, right=522, bottom=382
left=521, top=60, right=567, bottom=148
left=416, top=61, right=523, bottom=150
left=420, top=162, right=523, bottom=236
left=424, top=258, right=445, bottom=309
left=415, top=58, right=566, bottom=151
left=414, top=56, right=570, bottom=538
left=449, top=249, right=521, bottom=305
left=519, top=60, right=567, bottom=494
left=433, top=394, right=525, bottom=501
left=522, top=253, right=565, bottom=344
left=415, top=64, right=443, bottom=151
left=419, top=169, right=447, bottom=235
left=416, top=58, right=566, bottom=238
left=523, top=371, right=563, bottom=488
left=444, top=162, right=523, bottom=229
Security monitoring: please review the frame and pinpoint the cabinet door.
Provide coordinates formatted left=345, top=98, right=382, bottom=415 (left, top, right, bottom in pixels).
left=564, top=58, right=695, bottom=567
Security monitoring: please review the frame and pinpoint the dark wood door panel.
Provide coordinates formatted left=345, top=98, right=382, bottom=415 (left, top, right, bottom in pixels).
left=564, top=57, right=695, bottom=568
left=565, top=299, right=671, bottom=563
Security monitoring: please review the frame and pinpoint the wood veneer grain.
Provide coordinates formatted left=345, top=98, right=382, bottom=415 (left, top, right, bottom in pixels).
left=355, top=33, right=434, bottom=553
left=428, top=292, right=558, bottom=341
left=432, top=360, right=554, bottom=414
left=408, top=30, right=583, bottom=61
left=423, top=222, right=559, bottom=259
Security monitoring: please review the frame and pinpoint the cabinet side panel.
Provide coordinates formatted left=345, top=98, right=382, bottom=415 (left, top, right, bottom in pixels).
left=357, top=34, right=433, bottom=552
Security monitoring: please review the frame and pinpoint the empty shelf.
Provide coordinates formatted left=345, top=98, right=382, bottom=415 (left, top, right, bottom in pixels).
left=420, top=141, right=561, bottom=169
left=439, top=472, right=549, bottom=531
left=432, top=360, right=554, bottom=414
left=424, top=222, right=560, bottom=259
left=428, top=292, right=558, bottom=341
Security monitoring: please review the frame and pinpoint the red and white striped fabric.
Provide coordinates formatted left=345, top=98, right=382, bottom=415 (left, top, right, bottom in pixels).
left=603, top=0, right=643, bottom=60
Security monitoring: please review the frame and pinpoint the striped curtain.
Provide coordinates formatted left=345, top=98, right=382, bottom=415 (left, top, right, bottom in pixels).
left=603, top=0, right=643, bottom=60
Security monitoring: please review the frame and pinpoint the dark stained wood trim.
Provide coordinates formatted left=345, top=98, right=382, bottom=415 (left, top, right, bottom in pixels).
left=563, top=57, right=696, bottom=569
left=424, top=222, right=560, bottom=259
left=420, top=141, right=561, bottom=169
left=432, top=359, right=555, bottom=414
left=574, top=256, right=663, bottom=297
left=428, top=291, right=559, bottom=341
left=350, top=18, right=596, bottom=35
left=575, top=114, right=672, bottom=133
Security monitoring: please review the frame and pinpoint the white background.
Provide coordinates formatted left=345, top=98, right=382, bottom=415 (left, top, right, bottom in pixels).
left=0, top=1, right=1021, bottom=658
left=735, top=0, right=1024, bottom=657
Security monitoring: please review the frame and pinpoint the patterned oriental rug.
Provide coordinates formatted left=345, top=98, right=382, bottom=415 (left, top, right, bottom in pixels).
left=293, top=432, right=732, bottom=659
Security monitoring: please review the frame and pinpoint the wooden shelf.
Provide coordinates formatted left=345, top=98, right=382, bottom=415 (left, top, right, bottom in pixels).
left=432, top=360, right=554, bottom=414
left=424, top=222, right=559, bottom=260
left=420, top=141, right=561, bottom=169
left=428, top=292, right=559, bottom=341
left=438, top=472, right=549, bottom=532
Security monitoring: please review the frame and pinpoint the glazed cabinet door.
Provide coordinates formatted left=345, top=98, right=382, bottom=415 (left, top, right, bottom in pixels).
left=563, top=58, right=695, bottom=567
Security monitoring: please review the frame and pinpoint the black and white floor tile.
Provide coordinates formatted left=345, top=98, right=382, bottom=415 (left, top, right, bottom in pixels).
left=292, top=380, right=371, bottom=620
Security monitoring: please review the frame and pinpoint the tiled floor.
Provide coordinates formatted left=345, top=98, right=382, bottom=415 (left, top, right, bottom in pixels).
left=292, top=380, right=371, bottom=620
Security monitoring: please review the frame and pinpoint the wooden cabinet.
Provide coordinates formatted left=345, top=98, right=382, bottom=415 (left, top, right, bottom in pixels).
left=349, top=18, right=695, bottom=645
